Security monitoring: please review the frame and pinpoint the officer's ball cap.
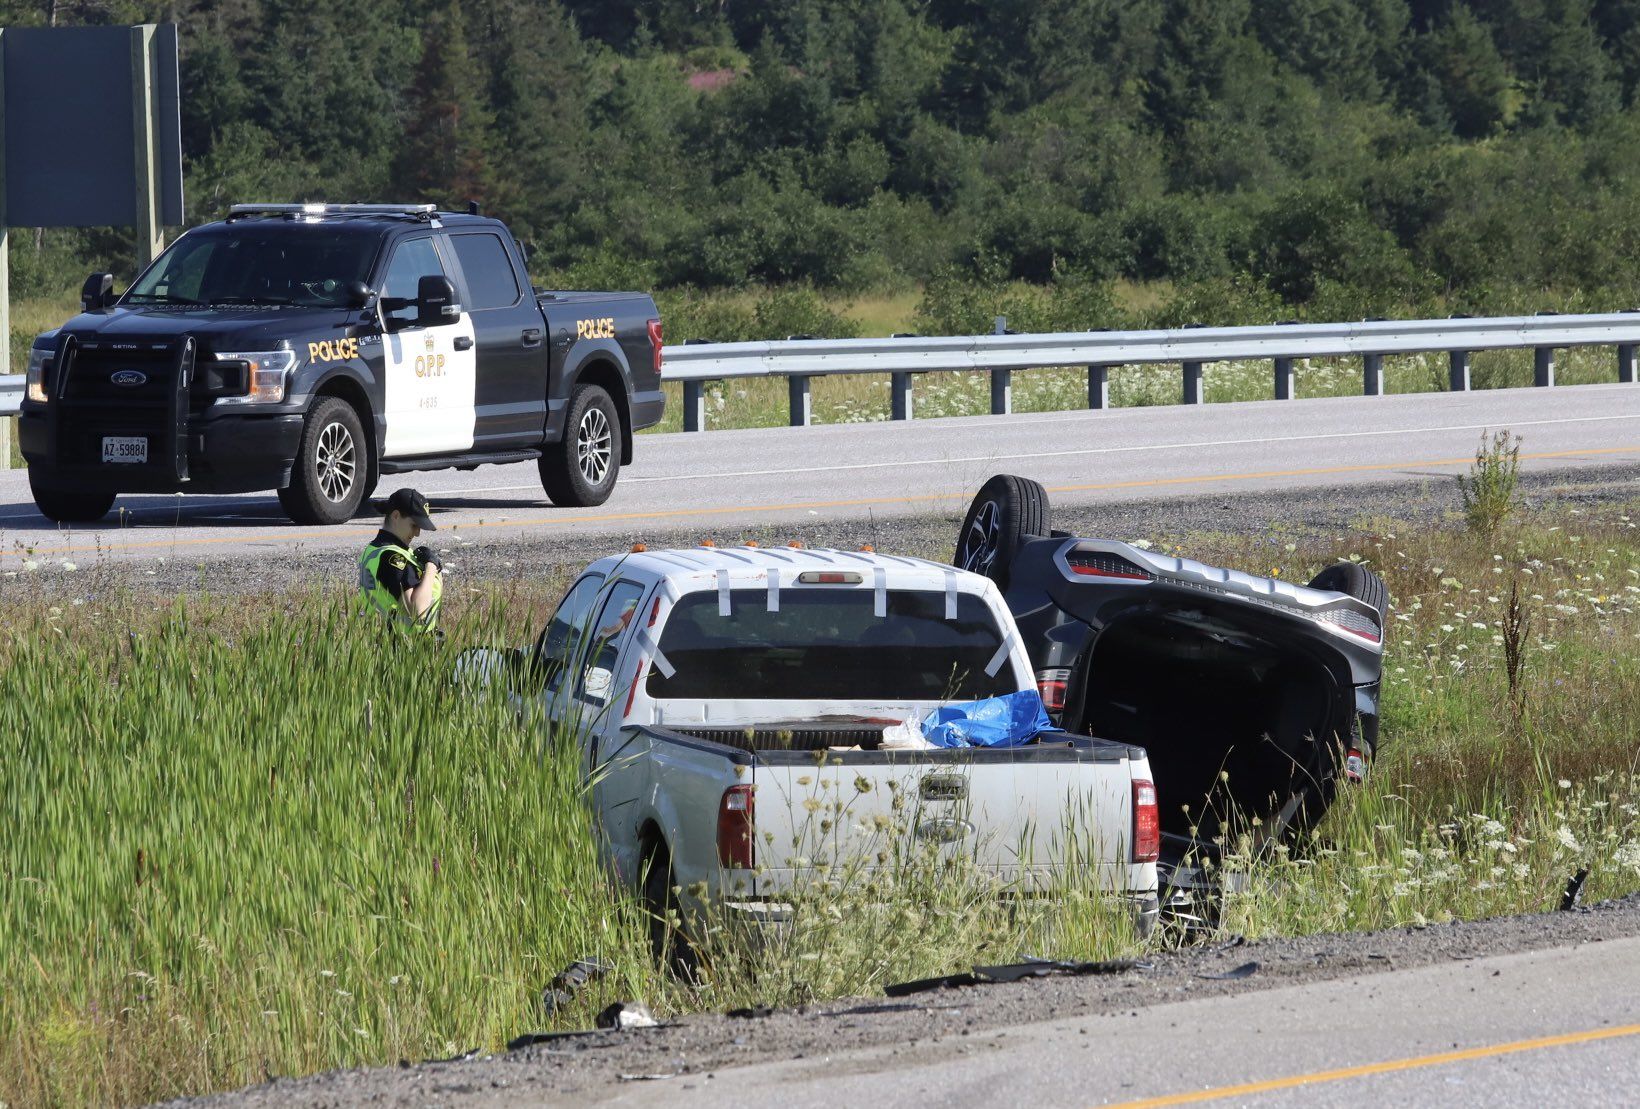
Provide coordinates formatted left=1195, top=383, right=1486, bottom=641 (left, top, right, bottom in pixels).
left=385, top=487, right=437, bottom=531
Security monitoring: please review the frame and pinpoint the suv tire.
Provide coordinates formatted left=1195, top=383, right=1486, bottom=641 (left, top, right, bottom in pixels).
left=541, top=384, right=620, bottom=507
left=954, top=473, right=1049, bottom=589
left=30, top=471, right=115, bottom=523
left=279, top=397, right=369, bottom=525
left=1307, top=561, right=1389, bottom=621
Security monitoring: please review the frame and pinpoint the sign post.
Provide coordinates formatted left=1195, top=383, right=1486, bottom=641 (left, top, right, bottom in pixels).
left=0, top=21, right=182, bottom=407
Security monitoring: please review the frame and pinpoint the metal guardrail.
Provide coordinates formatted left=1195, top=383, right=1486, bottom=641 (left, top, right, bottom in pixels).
left=660, top=312, right=1640, bottom=431
left=0, top=375, right=18, bottom=471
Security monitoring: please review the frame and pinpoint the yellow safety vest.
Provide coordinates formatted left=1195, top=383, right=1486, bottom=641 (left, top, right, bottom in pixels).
left=358, top=541, right=442, bottom=632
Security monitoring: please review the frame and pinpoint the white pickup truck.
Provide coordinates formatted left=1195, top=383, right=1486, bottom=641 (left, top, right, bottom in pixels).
left=487, top=545, right=1160, bottom=963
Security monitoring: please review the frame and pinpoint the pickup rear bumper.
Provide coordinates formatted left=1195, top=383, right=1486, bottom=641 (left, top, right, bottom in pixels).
left=719, top=891, right=1161, bottom=938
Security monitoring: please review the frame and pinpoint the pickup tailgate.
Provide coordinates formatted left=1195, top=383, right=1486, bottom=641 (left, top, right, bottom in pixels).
left=751, top=739, right=1148, bottom=896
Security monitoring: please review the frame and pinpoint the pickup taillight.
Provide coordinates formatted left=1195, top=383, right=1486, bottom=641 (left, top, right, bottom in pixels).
left=1132, top=779, right=1160, bottom=863
left=646, top=318, right=663, bottom=374
left=1036, top=667, right=1071, bottom=716
left=717, top=785, right=755, bottom=869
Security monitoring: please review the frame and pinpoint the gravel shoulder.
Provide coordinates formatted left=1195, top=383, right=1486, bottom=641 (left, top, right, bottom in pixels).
left=21, top=460, right=1640, bottom=598
left=173, top=891, right=1640, bottom=1107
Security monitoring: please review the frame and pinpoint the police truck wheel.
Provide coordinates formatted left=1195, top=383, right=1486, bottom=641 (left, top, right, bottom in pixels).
left=29, top=471, right=115, bottom=523
left=541, top=384, right=620, bottom=507
left=279, top=397, right=368, bottom=525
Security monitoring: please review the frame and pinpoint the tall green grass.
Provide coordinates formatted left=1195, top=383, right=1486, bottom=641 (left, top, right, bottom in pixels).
left=4, top=497, right=1639, bottom=1105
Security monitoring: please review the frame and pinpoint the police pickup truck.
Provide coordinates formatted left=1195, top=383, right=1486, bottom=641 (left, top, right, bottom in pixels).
left=464, top=546, right=1161, bottom=967
left=18, top=203, right=664, bottom=525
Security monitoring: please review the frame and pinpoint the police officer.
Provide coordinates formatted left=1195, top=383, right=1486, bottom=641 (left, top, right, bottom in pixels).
left=358, top=487, right=443, bottom=632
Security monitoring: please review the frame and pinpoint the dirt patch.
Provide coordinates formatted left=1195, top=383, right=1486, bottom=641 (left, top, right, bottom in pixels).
left=167, top=890, right=1640, bottom=1107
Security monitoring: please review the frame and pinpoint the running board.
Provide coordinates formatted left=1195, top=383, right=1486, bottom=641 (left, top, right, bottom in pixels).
left=379, top=449, right=541, bottom=475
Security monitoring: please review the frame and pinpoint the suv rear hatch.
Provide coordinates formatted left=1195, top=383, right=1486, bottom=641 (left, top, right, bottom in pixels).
left=1042, top=541, right=1384, bottom=867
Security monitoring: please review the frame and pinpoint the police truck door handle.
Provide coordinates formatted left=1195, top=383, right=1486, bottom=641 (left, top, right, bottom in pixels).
left=454, top=336, right=474, bottom=351
left=522, top=328, right=542, bottom=346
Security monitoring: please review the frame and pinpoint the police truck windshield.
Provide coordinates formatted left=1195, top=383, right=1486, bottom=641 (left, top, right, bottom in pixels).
left=124, top=228, right=378, bottom=308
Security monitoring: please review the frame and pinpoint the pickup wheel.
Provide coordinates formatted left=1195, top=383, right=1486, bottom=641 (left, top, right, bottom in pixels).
left=278, top=397, right=370, bottom=525
left=1307, top=561, right=1389, bottom=622
left=641, top=846, right=699, bottom=979
left=541, top=384, right=620, bottom=507
left=954, top=474, right=1049, bottom=589
left=29, top=471, right=116, bottom=523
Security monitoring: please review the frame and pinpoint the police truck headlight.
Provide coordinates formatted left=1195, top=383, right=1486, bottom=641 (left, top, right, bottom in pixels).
left=213, top=350, right=296, bottom=404
left=25, top=345, right=53, bottom=404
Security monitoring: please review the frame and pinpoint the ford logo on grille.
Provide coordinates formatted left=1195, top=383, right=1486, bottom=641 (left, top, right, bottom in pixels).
left=110, top=370, right=148, bottom=388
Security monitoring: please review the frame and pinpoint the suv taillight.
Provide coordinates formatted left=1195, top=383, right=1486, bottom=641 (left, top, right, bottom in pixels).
left=647, top=318, right=663, bottom=374
left=1036, top=667, right=1071, bottom=715
left=1132, top=779, right=1159, bottom=863
left=718, top=784, right=755, bottom=869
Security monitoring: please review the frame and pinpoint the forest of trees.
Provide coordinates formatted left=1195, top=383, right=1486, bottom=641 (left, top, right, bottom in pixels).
left=12, top=0, right=1640, bottom=329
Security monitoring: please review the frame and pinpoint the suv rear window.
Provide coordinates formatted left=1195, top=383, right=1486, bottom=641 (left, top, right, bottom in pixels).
left=647, top=589, right=1013, bottom=701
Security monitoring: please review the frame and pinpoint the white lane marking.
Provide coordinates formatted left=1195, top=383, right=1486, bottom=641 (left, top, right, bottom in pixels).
left=615, top=412, right=1640, bottom=485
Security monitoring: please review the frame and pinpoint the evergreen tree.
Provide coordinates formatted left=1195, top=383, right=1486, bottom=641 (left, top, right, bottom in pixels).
left=394, top=1, right=496, bottom=207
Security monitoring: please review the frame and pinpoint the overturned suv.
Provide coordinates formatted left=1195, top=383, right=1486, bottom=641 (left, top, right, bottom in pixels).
left=954, top=475, right=1387, bottom=899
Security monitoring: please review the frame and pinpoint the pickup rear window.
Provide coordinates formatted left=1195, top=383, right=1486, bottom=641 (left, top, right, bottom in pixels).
left=646, top=588, right=1014, bottom=701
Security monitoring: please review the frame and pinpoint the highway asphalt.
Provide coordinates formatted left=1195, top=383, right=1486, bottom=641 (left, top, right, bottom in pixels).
left=3, top=382, right=1638, bottom=568
left=599, top=937, right=1640, bottom=1108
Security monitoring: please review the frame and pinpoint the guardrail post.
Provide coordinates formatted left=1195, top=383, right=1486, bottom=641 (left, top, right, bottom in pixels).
left=1449, top=351, right=1471, bottom=392
left=891, top=372, right=914, bottom=420
left=683, top=380, right=706, bottom=432
left=1621, top=344, right=1638, bottom=384
left=1182, top=361, right=1204, bottom=404
left=989, top=316, right=1011, bottom=415
left=1088, top=365, right=1110, bottom=409
left=990, top=369, right=1011, bottom=415
left=1362, top=353, right=1384, bottom=396
left=787, top=375, right=811, bottom=427
left=1273, top=357, right=1295, bottom=400
left=0, top=417, right=12, bottom=471
left=1533, top=347, right=1556, bottom=388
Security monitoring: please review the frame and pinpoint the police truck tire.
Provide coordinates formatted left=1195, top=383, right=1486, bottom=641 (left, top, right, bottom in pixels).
left=541, top=384, right=620, bottom=507
left=29, top=471, right=115, bottom=523
left=279, top=397, right=368, bottom=525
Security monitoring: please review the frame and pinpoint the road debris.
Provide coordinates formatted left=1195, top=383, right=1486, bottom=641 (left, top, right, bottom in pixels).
left=884, top=958, right=1151, bottom=997
left=1195, top=961, right=1260, bottom=981
left=540, top=956, right=612, bottom=1015
left=597, top=1001, right=660, bottom=1030
left=1560, top=868, right=1591, bottom=911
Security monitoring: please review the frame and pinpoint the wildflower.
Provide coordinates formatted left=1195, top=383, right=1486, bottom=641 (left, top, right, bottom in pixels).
left=1555, top=827, right=1582, bottom=852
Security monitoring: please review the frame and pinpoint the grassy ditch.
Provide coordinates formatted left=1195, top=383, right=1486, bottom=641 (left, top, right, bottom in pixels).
left=4, top=499, right=1640, bottom=1105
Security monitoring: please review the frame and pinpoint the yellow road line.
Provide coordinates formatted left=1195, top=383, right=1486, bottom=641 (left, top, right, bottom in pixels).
left=1104, top=1021, right=1640, bottom=1107
left=10, top=443, right=1640, bottom=560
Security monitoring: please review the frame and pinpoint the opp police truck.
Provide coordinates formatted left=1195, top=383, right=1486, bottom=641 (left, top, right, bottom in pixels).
left=19, top=203, right=663, bottom=524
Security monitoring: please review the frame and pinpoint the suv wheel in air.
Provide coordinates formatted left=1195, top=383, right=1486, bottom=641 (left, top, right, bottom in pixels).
left=29, top=471, right=116, bottom=524
left=541, top=383, right=620, bottom=507
left=278, top=397, right=369, bottom=525
left=953, top=473, right=1049, bottom=589
left=1307, top=561, right=1389, bottom=622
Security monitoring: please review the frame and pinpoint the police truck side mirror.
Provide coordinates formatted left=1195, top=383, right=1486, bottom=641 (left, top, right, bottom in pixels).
left=81, top=272, right=115, bottom=311
left=416, top=275, right=460, bottom=327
